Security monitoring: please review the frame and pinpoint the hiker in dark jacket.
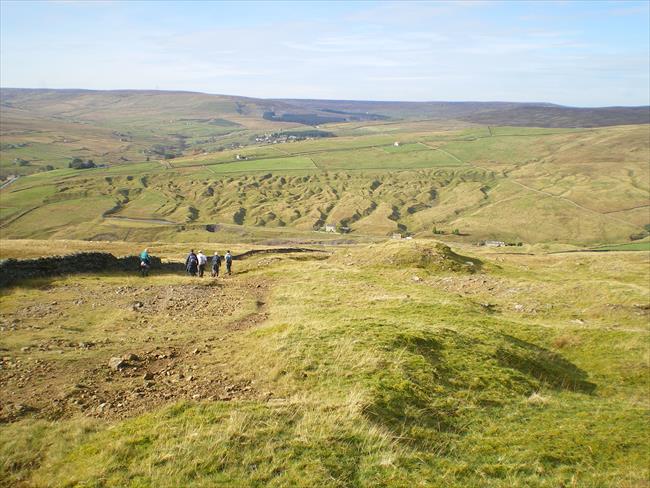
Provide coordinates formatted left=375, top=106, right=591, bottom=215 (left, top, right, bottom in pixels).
left=185, top=249, right=198, bottom=276
left=225, top=250, right=233, bottom=275
left=211, top=252, right=222, bottom=277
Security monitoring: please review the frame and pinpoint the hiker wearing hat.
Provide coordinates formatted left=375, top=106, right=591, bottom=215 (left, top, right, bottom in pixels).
left=211, top=251, right=222, bottom=277
left=196, top=250, right=208, bottom=277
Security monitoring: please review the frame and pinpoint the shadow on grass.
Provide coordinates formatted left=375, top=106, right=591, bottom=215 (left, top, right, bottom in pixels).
left=364, top=331, right=460, bottom=446
left=495, top=334, right=596, bottom=394
left=364, top=326, right=596, bottom=449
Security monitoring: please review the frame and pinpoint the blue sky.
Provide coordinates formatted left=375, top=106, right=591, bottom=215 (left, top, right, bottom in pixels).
left=1, top=0, right=648, bottom=106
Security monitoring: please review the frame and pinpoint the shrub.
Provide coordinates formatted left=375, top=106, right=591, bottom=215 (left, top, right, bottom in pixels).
left=526, top=392, right=550, bottom=406
left=69, top=159, right=96, bottom=169
left=552, top=334, right=581, bottom=349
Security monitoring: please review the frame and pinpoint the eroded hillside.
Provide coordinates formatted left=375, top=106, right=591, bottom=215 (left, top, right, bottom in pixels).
left=1, top=102, right=648, bottom=246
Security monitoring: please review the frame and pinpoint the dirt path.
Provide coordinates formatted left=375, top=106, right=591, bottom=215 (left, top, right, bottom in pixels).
left=0, top=175, right=20, bottom=190
left=104, top=215, right=177, bottom=225
left=603, top=203, right=650, bottom=214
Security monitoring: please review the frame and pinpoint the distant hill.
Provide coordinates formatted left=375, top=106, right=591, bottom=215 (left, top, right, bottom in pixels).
left=2, top=88, right=648, bottom=129
left=272, top=98, right=649, bottom=127
left=460, top=104, right=650, bottom=128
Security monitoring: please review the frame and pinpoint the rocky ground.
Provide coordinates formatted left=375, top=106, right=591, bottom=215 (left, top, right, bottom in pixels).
left=0, top=273, right=271, bottom=422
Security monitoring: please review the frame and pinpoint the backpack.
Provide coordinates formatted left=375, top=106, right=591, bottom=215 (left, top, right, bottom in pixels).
left=189, top=254, right=198, bottom=266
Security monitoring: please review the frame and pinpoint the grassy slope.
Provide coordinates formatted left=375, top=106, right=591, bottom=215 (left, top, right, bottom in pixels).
left=594, top=240, right=650, bottom=251
left=205, top=156, right=318, bottom=173
left=0, top=90, right=299, bottom=178
left=1, top=118, right=649, bottom=246
left=0, top=240, right=648, bottom=486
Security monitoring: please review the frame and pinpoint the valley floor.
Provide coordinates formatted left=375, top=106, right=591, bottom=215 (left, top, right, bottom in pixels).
left=0, top=239, right=648, bottom=487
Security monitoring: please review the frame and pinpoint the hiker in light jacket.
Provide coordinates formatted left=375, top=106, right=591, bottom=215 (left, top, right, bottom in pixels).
left=197, top=250, right=207, bottom=277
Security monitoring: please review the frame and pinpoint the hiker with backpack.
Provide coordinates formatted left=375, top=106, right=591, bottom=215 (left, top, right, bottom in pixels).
left=197, top=250, right=207, bottom=277
left=185, top=249, right=198, bottom=276
left=225, top=250, right=233, bottom=275
left=139, top=248, right=151, bottom=277
left=211, top=252, right=222, bottom=277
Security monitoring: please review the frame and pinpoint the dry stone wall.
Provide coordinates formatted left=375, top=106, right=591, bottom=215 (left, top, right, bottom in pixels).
left=0, top=252, right=162, bottom=287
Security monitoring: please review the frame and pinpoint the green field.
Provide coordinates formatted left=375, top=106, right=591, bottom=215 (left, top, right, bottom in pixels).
left=170, top=147, right=285, bottom=168
left=310, top=146, right=463, bottom=170
left=205, top=156, right=318, bottom=173
left=594, top=240, right=650, bottom=251
left=381, top=142, right=429, bottom=153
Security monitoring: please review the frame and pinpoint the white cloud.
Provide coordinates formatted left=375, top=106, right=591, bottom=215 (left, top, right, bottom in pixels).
left=1, top=0, right=647, bottom=105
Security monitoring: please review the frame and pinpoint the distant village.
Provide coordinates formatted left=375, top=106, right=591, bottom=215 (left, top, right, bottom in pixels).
left=254, top=133, right=303, bottom=144
left=254, top=130, right=334, bottom=145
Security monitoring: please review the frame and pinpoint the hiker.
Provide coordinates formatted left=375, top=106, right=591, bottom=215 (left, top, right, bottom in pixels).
left=225, top=250, right=233, bottom=275
left=185, top=249, right=198, bottom=276
left=197, top=250, right=207, bottom=277
left=139, top=248, right=151, bottom=277
left=211, top=252, right=222, bottom=277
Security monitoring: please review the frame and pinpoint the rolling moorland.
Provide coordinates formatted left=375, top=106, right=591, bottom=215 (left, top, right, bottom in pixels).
left=0, top=89, right=649, bottom=486
left=1, top=89, right=649, bottom=248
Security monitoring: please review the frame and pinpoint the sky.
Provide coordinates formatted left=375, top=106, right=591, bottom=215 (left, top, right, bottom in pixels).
left=1, top=0, right=649, bottom=106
